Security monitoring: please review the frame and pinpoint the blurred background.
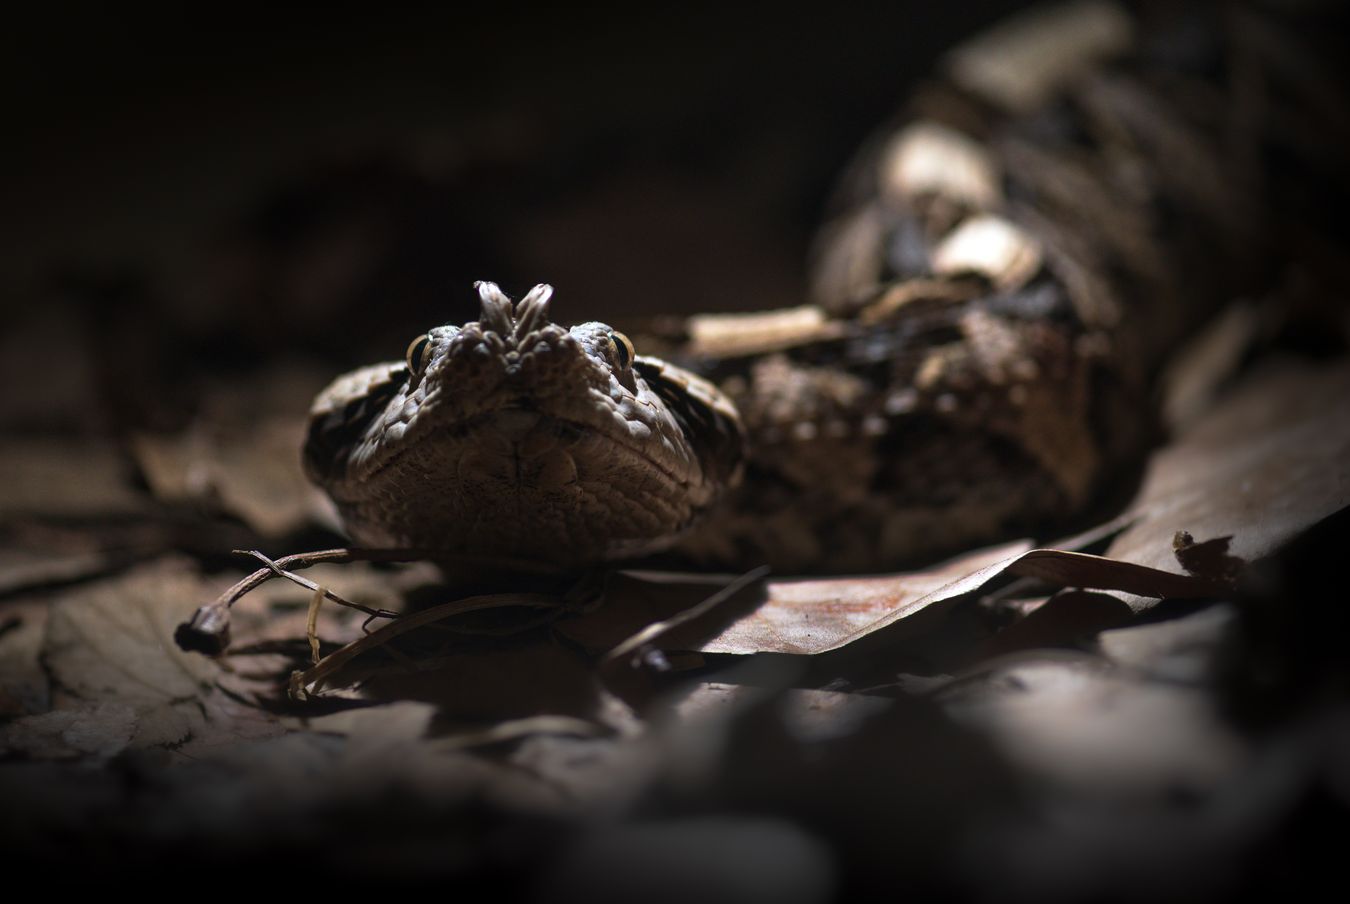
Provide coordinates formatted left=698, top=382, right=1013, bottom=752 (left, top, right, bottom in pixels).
left=2, top=3, right=1032, bottom=398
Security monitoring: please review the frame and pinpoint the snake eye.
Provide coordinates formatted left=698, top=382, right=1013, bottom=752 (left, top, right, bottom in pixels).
left=405, top=334, right=432, bottom=375
left=608, top=331, right=635, bottom=370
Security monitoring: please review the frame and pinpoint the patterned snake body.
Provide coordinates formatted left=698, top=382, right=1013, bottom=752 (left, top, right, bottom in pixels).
left=304, top=2, right=1345, bottom=572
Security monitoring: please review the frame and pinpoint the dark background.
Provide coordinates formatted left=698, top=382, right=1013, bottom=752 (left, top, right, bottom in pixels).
left=1, top=3, right=1032, bottom=357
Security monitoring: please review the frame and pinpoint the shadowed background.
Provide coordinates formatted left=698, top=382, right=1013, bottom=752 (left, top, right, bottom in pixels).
left=2, top=3, right=1029, bottom=348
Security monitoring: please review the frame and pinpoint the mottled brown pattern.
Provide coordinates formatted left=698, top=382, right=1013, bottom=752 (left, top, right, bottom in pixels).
left=656, top=2, right=1344, bottom=570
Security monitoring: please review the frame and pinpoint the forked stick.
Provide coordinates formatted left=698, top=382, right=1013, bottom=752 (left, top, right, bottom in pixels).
left=174, top=546, right=563, bottom=655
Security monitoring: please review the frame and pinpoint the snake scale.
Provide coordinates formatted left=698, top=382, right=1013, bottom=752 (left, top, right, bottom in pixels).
left=302, top=1, right=1347, bottom=573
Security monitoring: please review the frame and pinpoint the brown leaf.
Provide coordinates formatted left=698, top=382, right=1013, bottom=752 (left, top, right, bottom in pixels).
left=36, top=557, right=287, bottom=753
left=559, top=541, right=1028, bottom=657
left=130, top=363, right=337, bottom=538
left=0, top=702, right=138, bottom=761
left=715, top=541, right=1036, bottom=655
left=565, top=533, right=1230, bottom=660
left=1106, top=358, right=1350, bottom=608
left=564, top=528, right=1236, bottom=661
left=1003, top=548, right=1228, bottom=599
left=976, top=590, right=1134, bottom=659
left=132, top=417, right=327, bottom=538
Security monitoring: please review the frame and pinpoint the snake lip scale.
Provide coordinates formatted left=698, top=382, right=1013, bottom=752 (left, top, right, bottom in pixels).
left=363, top=405, right=698, bottom=497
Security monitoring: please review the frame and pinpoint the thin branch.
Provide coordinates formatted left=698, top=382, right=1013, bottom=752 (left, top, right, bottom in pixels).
left=293, top=591, right=567, bottom=697
left=602, top=565, right=770, bottom=666
left=176, top=547, right=434, bottom=655
left=239, top=549, right=400, bottom=621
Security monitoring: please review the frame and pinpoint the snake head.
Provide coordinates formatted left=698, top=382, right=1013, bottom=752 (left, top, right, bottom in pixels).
left=303, top=281, right=745, bottom=564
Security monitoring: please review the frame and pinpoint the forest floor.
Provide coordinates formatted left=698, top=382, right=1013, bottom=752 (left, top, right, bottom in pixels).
left=3, top=5, right=1348, bottom=899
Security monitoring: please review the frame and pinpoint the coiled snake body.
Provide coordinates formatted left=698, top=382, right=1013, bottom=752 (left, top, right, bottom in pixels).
left=303, top=2, right=1345, bottom=572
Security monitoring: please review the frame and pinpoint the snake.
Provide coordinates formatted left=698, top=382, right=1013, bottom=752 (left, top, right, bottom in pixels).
left=302, top=1, right=1347, bottom=573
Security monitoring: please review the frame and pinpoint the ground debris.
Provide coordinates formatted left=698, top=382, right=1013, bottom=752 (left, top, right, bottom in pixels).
left=1104, top=358, right=1350, bottom=604
left=4, top=12, right=1349, bottom=891
left=5, top=356, right=1343, bottom=886
left=130, top=364, right=337, bottom=538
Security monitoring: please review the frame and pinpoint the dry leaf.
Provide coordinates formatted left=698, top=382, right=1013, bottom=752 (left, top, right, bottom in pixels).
left=0, top=702, right=138, bottom=761
left=132, top=417, right=326, bottom=538
left=565, top=536, right=1225, bottom=660
left=1106, top=358, right=1350, bottom=607
left=704, top=541, right=1036, bottom=655
left=560, top=541, right=1027, bottom=657
left=37, top=557, right=284, bottom=753
left=130, top=363, right=337, bottom=538
left=975, top=590, right=1134, bottom=659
